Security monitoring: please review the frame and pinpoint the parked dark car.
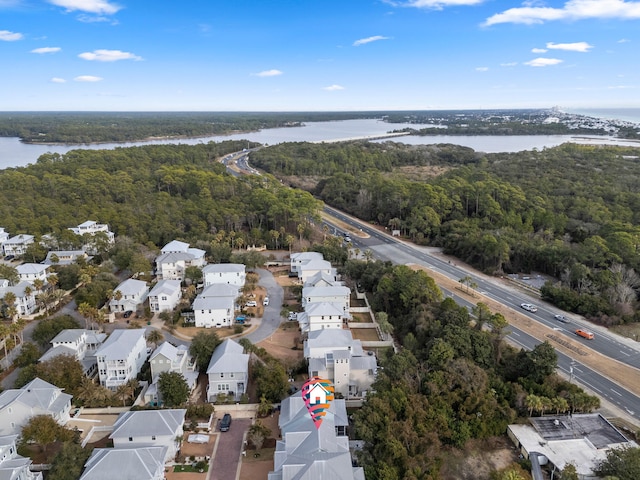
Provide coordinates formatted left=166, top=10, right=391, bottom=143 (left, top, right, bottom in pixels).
left=220, top=413, right=232, bottom=432
left=4, top=255, right=14, bottom=261
left=123, top=310, right=133, bottom=318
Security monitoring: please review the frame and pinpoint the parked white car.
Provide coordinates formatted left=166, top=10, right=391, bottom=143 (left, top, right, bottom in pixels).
left=263, top=297, right=269, bottom=306
left=520, top=303, right=538, bottom=313
left=246, top=300, right=257, bottom=307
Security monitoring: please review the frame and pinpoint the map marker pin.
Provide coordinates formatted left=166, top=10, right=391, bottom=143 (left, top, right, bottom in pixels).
left=301, top=376, right=335, bottom=429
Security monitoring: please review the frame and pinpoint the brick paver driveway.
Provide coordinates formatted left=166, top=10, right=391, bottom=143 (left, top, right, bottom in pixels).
left=211, top=418, right=251, bottom=480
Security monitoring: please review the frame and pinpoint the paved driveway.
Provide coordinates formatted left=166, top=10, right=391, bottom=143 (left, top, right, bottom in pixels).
left=243, top=268, right=284, bottom=344
left=211, top=417, right=251, bottom=480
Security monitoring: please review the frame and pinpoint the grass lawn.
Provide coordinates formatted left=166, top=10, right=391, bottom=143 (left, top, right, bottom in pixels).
left=350, top=312, right=372, bottom=323
left=243, top=447, right=276, bottom=462
left=610, top=323, right=640, bottom=342
left=174, top=464, right=209, bottom=473
left=351, top=328, right=380, bottom=342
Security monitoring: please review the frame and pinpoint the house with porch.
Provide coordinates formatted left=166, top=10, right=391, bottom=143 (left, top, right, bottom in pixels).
left=290, top=252, right=324, bottom=275
left=109, top=279, right=149, bottom=313
left=146, top=342, right=197, bottom=406
left=202, top=263, right=246, bottom=289
left=68, top=220, right=115, bottom=253
left=43, top=250, right=89, bottom=266
left=0, top=281, right=37, bottom=317
left=302, top=285, right=351, bottom=315
left=0, top=378, right=72, bottom=436
left=16, top=263, right=50, bottom=285
left=0, top=435, right=43, bottom=480
left=206, top=339, right=249, bottom=402
left=39, top=329, right=106, bottom=377
left=95, top=329, right=147, bottom=390
left=192, top=283, right=237, bottom=328
left=109, top=409, right=186, bottom=462
left=0, top=228, right=8, bottom=246
left=2, top=234, right=34, bottom=257
left=298, top=259, right=335, bottom=284
left=155, top=240, right=206, bottom=281
left=303, top=270, right=341, bottom=288
left=297, top=302, right=345, bottom=333
left=148, top=280, right=181, bottom=313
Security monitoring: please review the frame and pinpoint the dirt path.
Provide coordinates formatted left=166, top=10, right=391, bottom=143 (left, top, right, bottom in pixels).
left=409, top=264, right=640, bottom=398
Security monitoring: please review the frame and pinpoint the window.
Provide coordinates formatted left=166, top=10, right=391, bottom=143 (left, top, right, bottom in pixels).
left=151, top=436, right=156, bottom=440
left=230, top=373, right=234, bottom=378
left=129, top=437, right=133, bottom=442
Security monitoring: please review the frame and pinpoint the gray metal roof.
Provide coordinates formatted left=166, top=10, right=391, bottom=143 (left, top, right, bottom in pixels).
left=202, top=263, right=245, bottom=273
left=80, top=447, right=167, bottom=480
left=0, top=378, right=71, bottom=413
left=161, top=240, right=190, bottom=253
left=206, top=339, right=249, bottom=375
left=95, top=329, right=146, bottom=361
left=110, top=409, right=186, bottom=439
left=148, top=279, right=181, bottom=297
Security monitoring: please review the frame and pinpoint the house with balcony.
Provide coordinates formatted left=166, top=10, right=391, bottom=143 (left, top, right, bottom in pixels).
left=68, top=221, right=115, bottom=254
left=95, top=329, right=147, bottom=390
left=0, top=228, right=8, bottom=247
left=148, top=280, right=181, bottom=313
left=109, top=409, right=186, bottom=462
left=304, top=329, right=377, bottom=399
left=206, top=339, right=249, bottom=402
left=16, top=263, right=50, bottom=285
left=155, top=240, right=206, bottom=281
left=0, top=281, right=37, bottom=317
left=297, top=302, right=344, bottom=333
left=302, top=285, right=351, bottom=316
left=39, top=329, right=106, bottom=377
left=2, top=234, right=34, bottom=257
left=193, top=283, right=237, bottom=328
left=109, top=279, right=149, bottom=313
left=80, top=447, right=167, bottom=480
left=303, top=270, right=341, bottom=288
left=269, top=393, right=363, bottom=480
left=0, top=435, right=43, bottom=480
left=145, top=342, right=197, bottom=405
left=0, top=378, right=72, bottom=436
left=290, top=252, right=324, bottom=275
left=202, top=263, right=246, bottom=290
left=298, top=259, right=335, bottom=284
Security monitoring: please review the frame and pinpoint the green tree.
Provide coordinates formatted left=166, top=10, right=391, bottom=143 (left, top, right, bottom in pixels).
left=247, top=420, right=271, bottom=450
left=189, top=331, right=222, bottom=373
left=31, top=315, right=80, bottom=348
left=20, top=415, right=73, bottom=452
left=595, top=446, right=640, bottom=480
left=47, top=438, right=93, bottom=480
left=13, top=342, right=41, bottom=368
left=115, top=379, right=139, bottom=406
left=158, top=371, right=190, bottom=407
left=558, top=463, right=579, bottom=480
left=146, top=329, right=164, bottom=348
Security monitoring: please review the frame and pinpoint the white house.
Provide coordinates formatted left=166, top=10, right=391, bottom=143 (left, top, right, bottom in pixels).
left=39, top=329, right=106, bottom=377
left=43, top=250, right=89, bottom=266
left=302, top=285, right=351, bottom=315
left=109, top=409, right=186, bottom=462
left=298, top=259, right=335, bottom=284
left=148, top=280, right=181, bottom=313
left=95, top=329, right=147, bottom=390
left=304, top=329, right=377, bottom=399
left=290, top=252, right=324, bottom=275
left=155, top=240, right=206, bottom=281
left=146, top=342, right=197, bottom=406
left=206, top=339, right=249, bottom=402
left=0, top=378, right=72, bottom=436
left=0, top=435, right=43, bottom=480
left=193, top=284, right=238, bottom=328
left=16, top=263, right=50, bottom=285
left=68, top=221, right=115, bottom=254
left=299, top=302, right=344, bottom=333
left=2, top=234, right=34, bottom=257
left=303, top=270, right=341, bottom=287
left=0, top=228, right=9, bottom=247
left=0, top=281, right=37, bottom=317
left=202, top=263, right=246, bottom=289
left=80, top=447, right=167, bottom=480
left=109, top=279, right=149, bottom=313
left=270, top=393, right=363, bottom=480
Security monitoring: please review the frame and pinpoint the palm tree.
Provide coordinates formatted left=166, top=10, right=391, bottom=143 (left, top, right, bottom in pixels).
left=146, top=329, right=164, bottom=348
left=33, top=279, right=44, bottom=293
left=0, top=323, right=9, bottom=358
left=2, top=292, right=17, bottom=321
left=115, top=379, right=139, bottom=406
left=363, top=249, right=374, bottom=262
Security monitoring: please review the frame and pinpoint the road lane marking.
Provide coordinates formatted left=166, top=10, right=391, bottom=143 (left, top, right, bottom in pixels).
left=611, top=389, right=622, bottom=396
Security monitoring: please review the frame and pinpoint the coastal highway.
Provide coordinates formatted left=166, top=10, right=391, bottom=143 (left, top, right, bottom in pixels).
left=324, top=205, right=640, bottom=421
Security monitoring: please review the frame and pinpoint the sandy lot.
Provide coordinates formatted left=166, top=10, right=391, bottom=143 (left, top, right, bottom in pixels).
left=257, top=322, right=303, bottom=363
left=238, top=411, right=281, bottom=480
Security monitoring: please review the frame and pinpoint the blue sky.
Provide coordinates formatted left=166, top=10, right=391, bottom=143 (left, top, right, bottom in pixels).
left=1, top=0, right=639, bottom=111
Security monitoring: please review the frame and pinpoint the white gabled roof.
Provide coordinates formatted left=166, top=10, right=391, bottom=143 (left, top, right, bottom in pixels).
left=149, top=341, right=180, bottom=363
left=199, top=283, right=238, bottom=298
left=110, top=409, right=186, bottom=439
left=193, top=296, right=233, bottom=311
left=0, top=377, right=71, bottom=415
left=16, top=263, right=49, bottom=275
left=155, top=251, right=193, bottom=265
left=113, top=278, right=148, bottom=296
left=305, top=302, right=344, bottom=317
left=78, top=220, right=97, bottom=228
left=95, top=329, right=146, bottom=361
left=202, top=263, right=245, bottom=274
left=303, top=271, right=339, bottom=287
left=50, top=329, right=86, bottom=344
left=303, top=285, right=351, bottom=298
left=299, top=259, right=332, bottom=271
left=161, top=240, right=190, bottom=253
left=291, top=252, right=324, bottom=262
left=80, top=447, right=167, bottom=480
left=206, top=339, right=249, bottom=375
left=148, top=279, right=181, bottom=297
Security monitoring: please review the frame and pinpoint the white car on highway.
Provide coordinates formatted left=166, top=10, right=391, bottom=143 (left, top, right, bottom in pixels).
left=520, top=303, right=538, bottom=313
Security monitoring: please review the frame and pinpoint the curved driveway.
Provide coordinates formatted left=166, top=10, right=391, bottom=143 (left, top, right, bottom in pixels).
left=242, top=268, right=284, bottom=344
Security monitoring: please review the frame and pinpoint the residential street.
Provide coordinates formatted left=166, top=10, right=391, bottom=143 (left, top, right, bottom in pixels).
left=242, top=268, right=284, bottom=344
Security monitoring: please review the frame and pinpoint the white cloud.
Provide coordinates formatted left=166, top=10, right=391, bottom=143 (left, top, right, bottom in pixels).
left=484, top=0, right=640, bottom=26
left=531, top=47, right=547, bottom=53
left=31, top=47, right=61, bottom=54
left=77, top=14, right=114, bottom=23
left=524, top=57, right=563, bottom=67
left=323, top=84, right=345, bottom=91
left=475, top=66, right=489, bottom=71
left=0, top=30, right=23, bottom=41
left=50, top=77, right=66, bottom=83
left=353, top=35, right=390, bottom=46
left=252, top=69, right=283, bottom=77
left=74, top=75, right=102, bottom=82
left=546, top=41, right=593, bottom=52
left=48, top=0, right=121, bottom=14
left=500, top=62, right=518, bottom=66
left=618, top=38, right=630, bottom=43
left=385, top=0, right=484, bottom=9
left=78, top=49, right=142, bottom=61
